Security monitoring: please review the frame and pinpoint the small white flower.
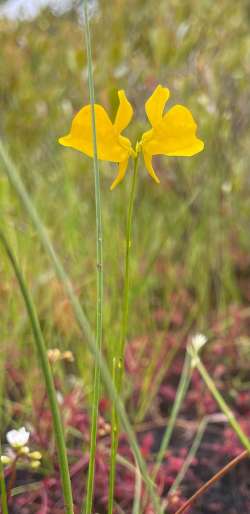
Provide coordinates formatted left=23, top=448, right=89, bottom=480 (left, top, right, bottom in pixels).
left=6, top=427, right=30, bottom=449
left=191, top=333, right=207, bottom=352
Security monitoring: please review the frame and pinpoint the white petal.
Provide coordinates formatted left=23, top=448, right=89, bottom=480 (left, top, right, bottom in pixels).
left=6, top=427, right=30, bottom=448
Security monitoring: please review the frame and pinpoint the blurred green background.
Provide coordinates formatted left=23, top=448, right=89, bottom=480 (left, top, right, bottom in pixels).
left=0, top=0, right=250, bottom=426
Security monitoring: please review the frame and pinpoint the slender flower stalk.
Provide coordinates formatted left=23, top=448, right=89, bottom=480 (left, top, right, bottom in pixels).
left=82, top=2, right=103, bottom=514
left=0, top=232, right=74, bottom=514
left=108, top=155, right=139, bottom=514
left=119, top=154, right=140, bottom=358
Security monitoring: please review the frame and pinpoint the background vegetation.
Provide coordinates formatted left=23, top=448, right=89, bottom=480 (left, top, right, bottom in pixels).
left=0, top=1, right=250, bottom=512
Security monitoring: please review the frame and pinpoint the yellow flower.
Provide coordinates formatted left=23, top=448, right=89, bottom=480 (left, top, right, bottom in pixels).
left=59, top=84, right=204, bottom=189
left=59, top=90, right=135, bottom=190
left=140, top=85, right=204, bottom=184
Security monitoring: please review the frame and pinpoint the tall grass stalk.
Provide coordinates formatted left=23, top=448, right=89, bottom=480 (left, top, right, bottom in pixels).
left=0, top=232, right=74, bottom=514
left=0, top=140, right=160, bottom=511
left=153, top=352, right=192, bottom=481
left=81, top=2, right=103, bottom=513
left=196, top=359, right=250, bottom=451
left=167, top=413, right=225, bottom=507
left=168, top=417, right=208, bottom=498
left=108, top=155, right=139, bottom=514
left=132, top=462, right=142, bottom=514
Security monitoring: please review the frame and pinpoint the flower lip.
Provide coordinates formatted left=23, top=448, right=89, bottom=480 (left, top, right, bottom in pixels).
left=6, top=427, right=30, bottom=448
left=59, top=90, right=135, bottom=190
left=141, top=85, right=204, bottom=183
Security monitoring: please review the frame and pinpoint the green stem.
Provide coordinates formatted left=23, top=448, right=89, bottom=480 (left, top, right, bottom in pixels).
left=0, top=232, right=74, bottom=514
left=153, top=353, right=192, bottom=481
left=0, top=356, right=9, bottom=514
left=108, top=357, right=119, bottom=514
left=132, top=461, right=142, bottom=514
left=108, top=156, right=139, bottom=514
left=82, top=2, right=103, bottom=514
left=0, top=140, right=160, bottom=511
left=0, top=456, right=8, bottom=514
left=196, top=359, right=250, bottom=451
left=168, top=417, right=208, bottom=498
left=138, top=351, right=192, bottom=514
left=119, top=154, right=139, bottom=359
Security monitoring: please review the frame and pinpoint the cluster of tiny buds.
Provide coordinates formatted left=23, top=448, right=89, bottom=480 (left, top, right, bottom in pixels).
left=1, top=427, right=42, bottom=470
left=47, top=348, right=74, bottom=364
left=98, top=416, right=111, bottom=438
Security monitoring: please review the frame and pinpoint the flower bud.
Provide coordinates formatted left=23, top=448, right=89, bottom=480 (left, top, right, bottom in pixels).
left=29, top=451, right=42, bottom=461
left=30, top=460, right=41, bottom=469
left=19, top=446, right=30, bottom=455
left=1, top=455, right=11, bottom=465
left=62, top=351, right=74, bottom=362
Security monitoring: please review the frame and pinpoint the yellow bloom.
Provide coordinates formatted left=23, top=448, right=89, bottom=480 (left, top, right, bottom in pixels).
left=59, top=90, right=135, bottom=190
left=140, top=85, right=204, bottom=184
left=59, top=84, right=204, bottom=189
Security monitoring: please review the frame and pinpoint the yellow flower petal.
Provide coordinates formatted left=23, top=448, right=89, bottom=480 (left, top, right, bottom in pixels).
left=145, top=85, right=170, bottom=127
left=142, top=105, right=204, bottom=157
left=59, top=104, right=129, bottom=162
left=59, top=91, right=135, bottom=189
left=160, top=105, right=204, bottom=155
left=110, top=158, right=129, bottom=191
left=141, top=87, right=204, bottom=183
left=143, top=152, right=160, bottom=184
left=114, top=90, right=133, bottom=133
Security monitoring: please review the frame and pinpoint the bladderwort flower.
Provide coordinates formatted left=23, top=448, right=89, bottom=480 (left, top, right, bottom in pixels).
left=59, top=84, right=204, bottom=188
left=140, top=85, right=204, bottom=183
left=59, top=90, right=135, bottom=190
